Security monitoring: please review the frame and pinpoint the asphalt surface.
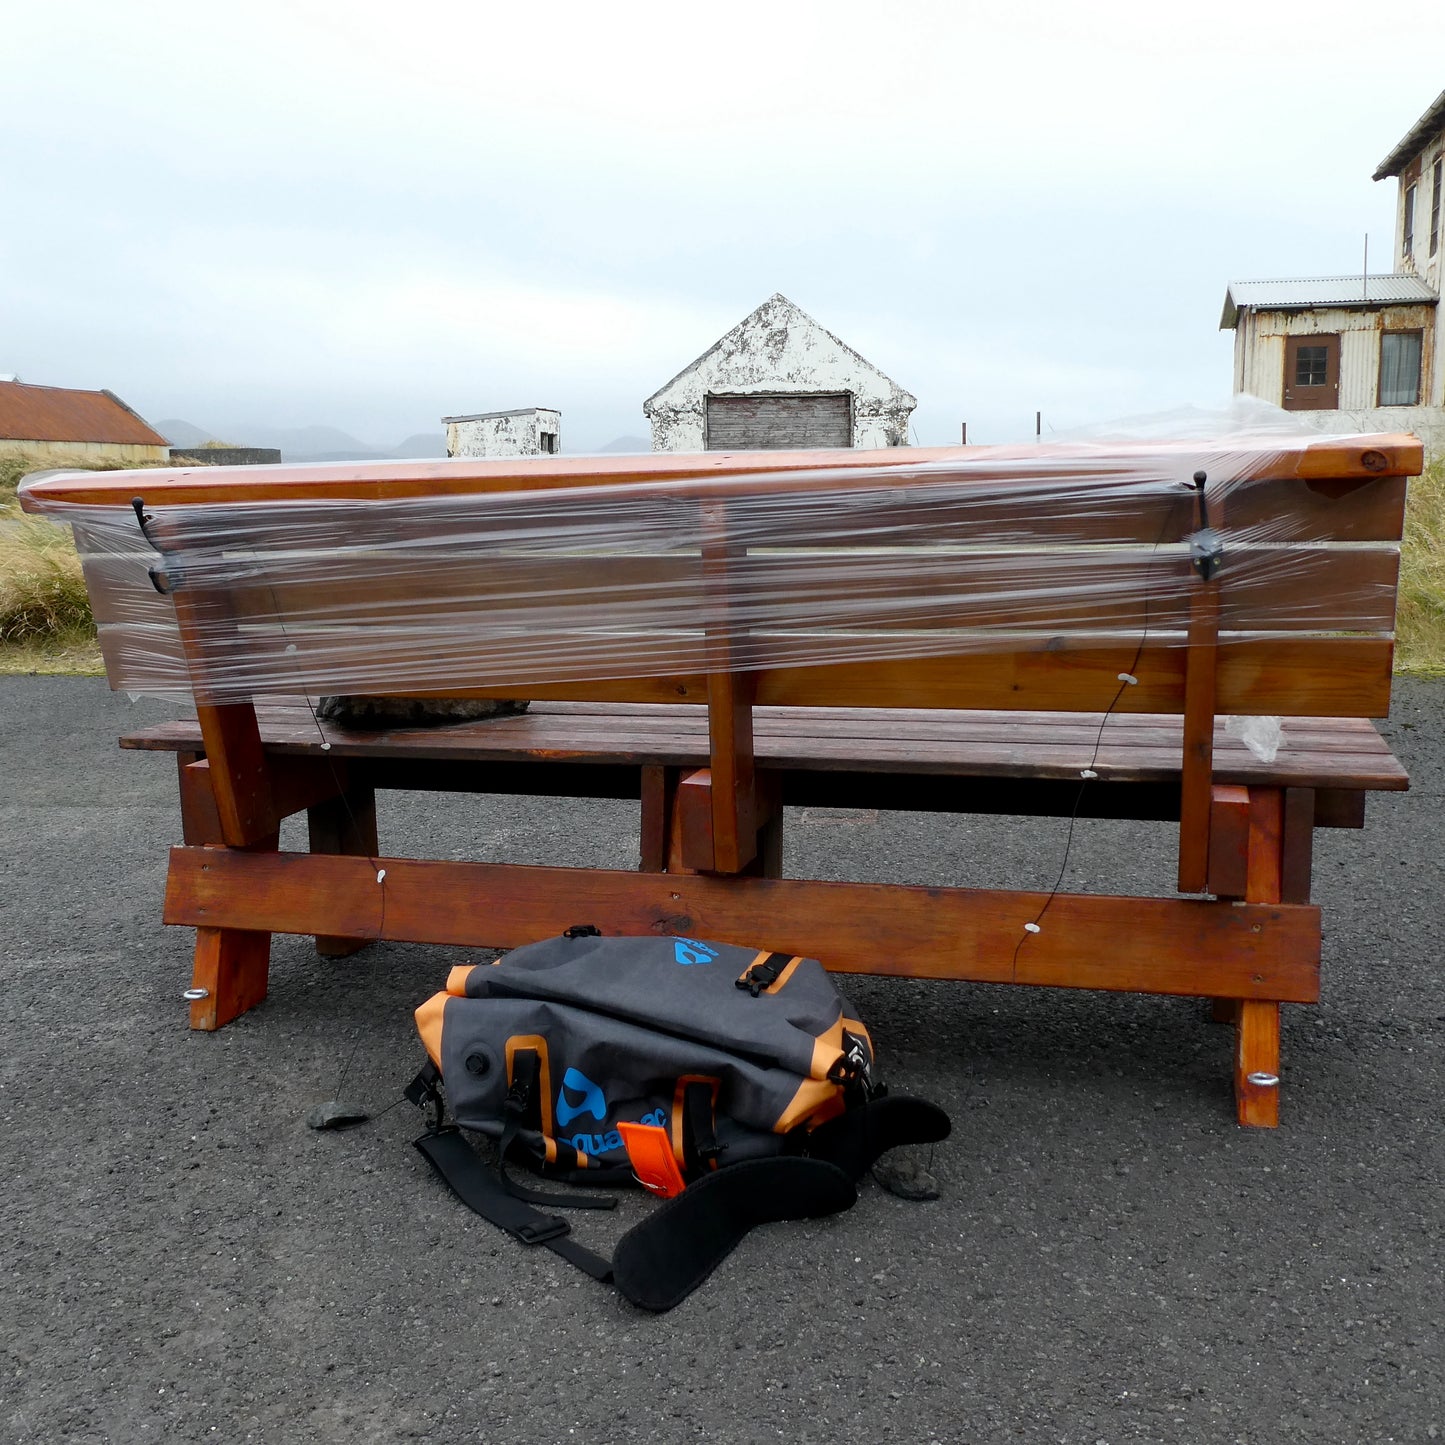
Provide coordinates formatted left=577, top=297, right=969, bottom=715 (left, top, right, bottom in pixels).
left=2, top=675, right=1442, bottom=1445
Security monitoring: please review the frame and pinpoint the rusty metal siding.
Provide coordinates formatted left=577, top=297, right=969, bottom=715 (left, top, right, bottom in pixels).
left=1242, top=305, right=1436, bottom=412
left=0, top=381, right=169, bottom=446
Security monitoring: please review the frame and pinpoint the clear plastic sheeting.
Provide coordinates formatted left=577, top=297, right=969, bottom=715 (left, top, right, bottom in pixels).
left=18, top=428, right=1409, bottom=706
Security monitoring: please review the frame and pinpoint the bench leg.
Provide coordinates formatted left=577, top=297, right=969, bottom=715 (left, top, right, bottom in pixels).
left=188, top=926, right=271, bottom=1030
left=1204, top=783, right=1302, bottom=1125
left=1234, top=787, right=1291, bottom=1126
left=1236, top=1000, right=1281, bottom=1128
left=175, top=749, right=277, bottom=1030
left=307, top=784, right=379, bottom=957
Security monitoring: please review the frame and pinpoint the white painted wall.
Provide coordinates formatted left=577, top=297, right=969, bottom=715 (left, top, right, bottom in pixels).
left=1286, top=405, right=1445, bottom=457
left=644, top=293, right=916, bottom=451
left=0, top=438, right=168, bottom=464
left=445, top=408, right=561, bottom=458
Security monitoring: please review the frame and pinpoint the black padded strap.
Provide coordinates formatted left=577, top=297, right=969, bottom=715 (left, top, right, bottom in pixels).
left=803, top=1094, right=951, bottom=1182
left=413, top=1130, right=614, bottom=1282
left=611, top=1155, right=857, bottom=1312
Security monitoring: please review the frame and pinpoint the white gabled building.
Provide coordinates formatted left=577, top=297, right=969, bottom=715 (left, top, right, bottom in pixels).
left=1221, top=89, right=1445, bottom=455
left=643, top=293, right=916, bottom=452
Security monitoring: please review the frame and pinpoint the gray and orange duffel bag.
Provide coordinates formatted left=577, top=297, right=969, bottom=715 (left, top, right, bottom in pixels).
left=406, top=926, right=950, bottom=1312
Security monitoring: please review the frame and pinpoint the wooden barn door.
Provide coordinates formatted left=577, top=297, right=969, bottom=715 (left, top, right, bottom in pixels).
left=704, top=393, right=852, bottom=449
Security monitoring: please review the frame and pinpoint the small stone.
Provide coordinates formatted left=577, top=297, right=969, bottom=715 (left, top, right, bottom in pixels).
left=873, top=1154, right=940, bottom=1201
left=305, top=1100, right=370, bottom=1130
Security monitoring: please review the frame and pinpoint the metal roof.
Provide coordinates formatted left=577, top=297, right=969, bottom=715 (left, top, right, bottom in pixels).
left=1220, top=274, right=1438, bottom=328
left=441, top=408, right=559, bottom=424
left=0, top=380, right=169, bottom=446
left=1374, top=89, right=1445, bottom=181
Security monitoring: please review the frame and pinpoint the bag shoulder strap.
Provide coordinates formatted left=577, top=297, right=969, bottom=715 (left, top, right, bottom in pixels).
left=410, top=1090, right=950, bottom=1311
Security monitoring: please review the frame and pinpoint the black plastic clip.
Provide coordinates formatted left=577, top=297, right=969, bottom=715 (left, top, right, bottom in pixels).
left=1186, top=471, right=1223, bottom=582
left=1188, top=528, right=1224, bottom=583
left=1191, top=470, right=1212, bottom=531
left=513, top=1215, right=572, bottom=1247
left=735, top=951, right=790, bottom=997
left=130, top=495, right=180, bottom=594
left=404, top=1062, right=447, bottom=1133
left=563, top=924, right=602, bottom=939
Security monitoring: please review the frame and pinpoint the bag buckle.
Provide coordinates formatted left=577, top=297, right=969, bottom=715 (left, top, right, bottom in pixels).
left=514, top=1216, right=571, bottom=1246
left=404, top=1063, right=447, bottom=1133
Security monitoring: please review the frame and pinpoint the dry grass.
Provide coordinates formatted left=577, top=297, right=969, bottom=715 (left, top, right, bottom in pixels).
left=0, top=516, right=95, bottom=643
left=1396, top=456, right=1445, bottom=676
left=0, top=451, right=181, bottom=674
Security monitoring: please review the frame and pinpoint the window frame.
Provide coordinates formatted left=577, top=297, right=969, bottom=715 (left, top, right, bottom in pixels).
left=1377, top=329, right=1424, bottom=408
left=1404, top=182, right=1417, bottom=257
left=1431, top=157, right=1442, bottom=258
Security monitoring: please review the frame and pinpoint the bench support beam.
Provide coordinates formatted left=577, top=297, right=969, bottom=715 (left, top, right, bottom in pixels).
left=164, top=846, right=1321, bottom=1006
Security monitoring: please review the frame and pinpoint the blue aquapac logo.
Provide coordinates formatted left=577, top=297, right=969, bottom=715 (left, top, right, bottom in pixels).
left=556, top=1068, right=607, bottom=1128
left=674, top=938, right=719, bottom=966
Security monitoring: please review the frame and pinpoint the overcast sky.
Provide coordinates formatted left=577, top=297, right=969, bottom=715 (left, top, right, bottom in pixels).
left=3, top=1, right=1442, bottom=450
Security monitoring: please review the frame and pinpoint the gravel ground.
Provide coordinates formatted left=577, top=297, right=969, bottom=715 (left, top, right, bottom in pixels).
left=2, top=676, right=1441, bottom=1445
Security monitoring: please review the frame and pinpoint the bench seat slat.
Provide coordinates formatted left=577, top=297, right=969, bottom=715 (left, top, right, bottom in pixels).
left=120, top=701, right=1407, bottom=792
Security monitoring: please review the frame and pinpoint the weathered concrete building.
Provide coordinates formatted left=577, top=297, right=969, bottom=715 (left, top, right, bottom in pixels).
left=1222, top=89, right=1445, bottom=454
left=443, top=407, right=560, bottom=458
left=0, top=378, right=169, bottom=465
left=643, top=294, right=916, bottom=451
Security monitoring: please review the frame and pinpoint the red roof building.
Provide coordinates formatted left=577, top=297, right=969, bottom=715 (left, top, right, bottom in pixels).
left=0, top=379, right=169, bottom=462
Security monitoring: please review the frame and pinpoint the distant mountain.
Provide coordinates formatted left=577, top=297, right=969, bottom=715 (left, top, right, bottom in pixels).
left=391, top=432, right=448, bottom=459
left=157, top=419, right=447, bottom=462
left=596, top=435, right=651, bottom=454
left=156, top=418, right=217, bottom=449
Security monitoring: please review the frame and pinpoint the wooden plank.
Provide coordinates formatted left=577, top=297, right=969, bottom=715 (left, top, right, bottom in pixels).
left=1207, top=784, right=1251, bottom=899
left=705, top=393, right=851, bottom=450
left=25, top=433, right=1422, bottom=509
left=191, top=703, right=278, bottom=846
left=120, top=707, right=1409, bottom=795
left=1237, top=785, right=1287, bottom=1127
left=188, top=926, right=270, bottom=1031
left=675, top=769, right=717, bottom=872
left=1281, top=788, right=1315, bottom=904
left=1237, top=1000, right=1282, bottom=1128
left=177, top=752, right=222, bottom=845
left=95, top=624, right=1396, bottom=718
left=639, top=765, right=671, bottom=872
left=1245, top=788, right=1285, bottom=906
left=1178, top=583, right=1220, bottom=893
left=754, top=637, right=1397, bottom=717
left=162, top=847, right=1322, bottom=1003
left=700, top=501, right=759, bottom=873
left=306, top=785, right=379, bottom=957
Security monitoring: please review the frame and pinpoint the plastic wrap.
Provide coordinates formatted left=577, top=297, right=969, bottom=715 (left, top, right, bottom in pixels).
left=18, top=427, right=1409, bottom=707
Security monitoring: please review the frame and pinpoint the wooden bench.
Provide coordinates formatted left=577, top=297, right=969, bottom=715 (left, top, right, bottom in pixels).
left=21, top=434, right=1419, bottom=1127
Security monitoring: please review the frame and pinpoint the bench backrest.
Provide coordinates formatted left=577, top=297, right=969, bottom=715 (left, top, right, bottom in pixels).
left=50, top=435, right=1417, bottom=720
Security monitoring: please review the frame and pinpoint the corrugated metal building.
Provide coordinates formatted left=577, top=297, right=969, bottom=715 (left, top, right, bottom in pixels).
left=1222, top=90, right=1445, bottom=455
left=0, top=379, right=170, bottom=465
left=643, top=294, right=916, bottom=452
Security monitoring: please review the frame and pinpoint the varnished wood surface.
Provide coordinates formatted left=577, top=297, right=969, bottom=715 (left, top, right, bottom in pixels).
left=121, top=699, right=1409, bottom=792
left=20, top=434, right=1423, bottom=508
left=163, top=848, right=1323, bottom=1003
